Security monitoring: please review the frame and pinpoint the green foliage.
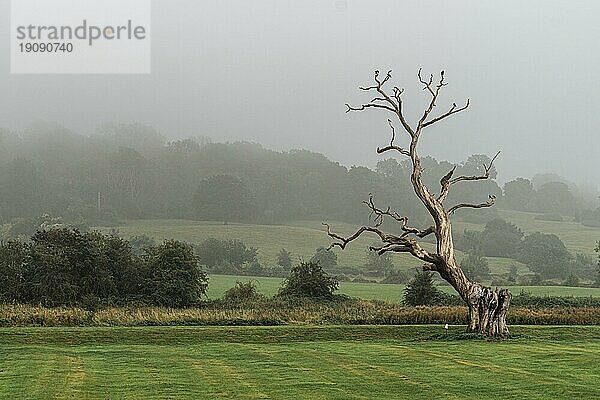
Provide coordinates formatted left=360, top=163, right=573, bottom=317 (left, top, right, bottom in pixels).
left=403, top=270, right=441, bottom=306
left=460, top=253, right=491, bottom=281
left=0, top=229, right=209, bottom=308
left=381, top=269, right=409, bottom=284
left=223, top=281, right=266, bottom=304
left=276, top=248, right=293, bottom=269
left=563, top=273, right=580, bottom=287
left=502, top=178, right=535, bottom=210
left=278, top=261, right=338, bottom=299
left=142, top=240, right=208, bottom=307
left=194, top=175, right=257, bottom=223
left=517, top=232, right=572, bottom=278
left=0, top=125, right=509, bottom=230
left=480, top=218, right=523, bottom=257
left=364, top=248, right=394, bottom=277
left=309, top=247, right=337, bottom=271
left=568, top=253, right=597, bottom=282
left=195, top=237, right=258, bottom=274
left=128, top=234, right=157, bottom=256
left=0, top=241, right=29, bottom=303
left=534, top=182, right=575, bottom=215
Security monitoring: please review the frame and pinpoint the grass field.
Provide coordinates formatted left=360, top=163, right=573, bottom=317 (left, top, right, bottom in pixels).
left=0, top=325, right=598, bottom=399
left=207, top=274, right=600, bottom=301
left=99, top=218, right=531, bottom=274
left=454, top=209, right=600, bottom=256
left=100, top=211, right=600, bottom=278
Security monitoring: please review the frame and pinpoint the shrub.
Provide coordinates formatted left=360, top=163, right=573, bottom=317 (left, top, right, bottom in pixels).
left=223, top=281, right=265, bottom=304
left=142, top=240, right=209, bottom=307
left=195, top=237, right=257, bottom=274
left=403, top=270, right=441, bottom=306
left=563, top=274, right=580, bottom=287
left=278, top=261, right=338, bottom=299
left=0, top=241, right=29, bottom=303
left=276, top=248, right=293, bottom=270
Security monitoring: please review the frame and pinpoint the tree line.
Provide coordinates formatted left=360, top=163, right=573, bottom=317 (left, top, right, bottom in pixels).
left=1, top=122, right=597, bottom=232
left=0, top=229, right=208, bottom=308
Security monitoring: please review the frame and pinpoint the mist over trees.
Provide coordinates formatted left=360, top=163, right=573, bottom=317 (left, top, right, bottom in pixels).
left=1, top=122, right=597, bottom=233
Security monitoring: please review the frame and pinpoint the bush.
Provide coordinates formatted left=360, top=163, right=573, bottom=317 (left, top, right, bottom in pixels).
left=310, top=247, right=337, bottom=271
left=278, top=261, right=338, bottom=299
left=563, top=274, right=580, bottom=287
left=195, top=238, right=257, bottom=274
left=223, top=281, right=265, bottom=304
left=0, top=241, right=29, bottom=303
left=142, top=240, right=209, bottom=307
left=403, top=270, right=441, bottom=306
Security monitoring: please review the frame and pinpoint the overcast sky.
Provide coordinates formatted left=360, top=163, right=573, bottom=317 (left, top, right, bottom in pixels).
left=1, top=0, right=599, bottom=188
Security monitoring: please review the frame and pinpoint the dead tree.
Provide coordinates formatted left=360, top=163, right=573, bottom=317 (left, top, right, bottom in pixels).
left=325, top=69, right=511, bottom=337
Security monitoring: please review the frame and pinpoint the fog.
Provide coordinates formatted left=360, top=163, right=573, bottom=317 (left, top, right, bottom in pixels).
left=1, top=0, right=599, bottom=188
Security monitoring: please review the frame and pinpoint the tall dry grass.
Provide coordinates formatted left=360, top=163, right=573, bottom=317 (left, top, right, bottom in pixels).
left=1, top=301, right=599, bottom=327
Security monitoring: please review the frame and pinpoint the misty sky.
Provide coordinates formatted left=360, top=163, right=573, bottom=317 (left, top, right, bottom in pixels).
left=1, top=0, right=599, bottom=188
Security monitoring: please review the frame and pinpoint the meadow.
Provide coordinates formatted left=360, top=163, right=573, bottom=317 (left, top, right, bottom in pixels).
left=102, top=210, right=600, bottom=278
left=0, top=325, right=598, bottom=399
left=206, top=274, right=600, bottom=301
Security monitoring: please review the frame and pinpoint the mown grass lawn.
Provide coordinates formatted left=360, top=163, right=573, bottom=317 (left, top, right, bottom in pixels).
left=0, top=325, right=598, bottom=399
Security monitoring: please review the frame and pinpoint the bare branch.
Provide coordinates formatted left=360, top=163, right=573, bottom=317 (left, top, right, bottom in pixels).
left=437, top=165, right=457, bottom=202
left=362, top=194, right=434, bottom=238
left=448, top=195, right=497, bottom=215
left=448, top=151, right=501, bottom=186
left=416, top=69, right=448, bottom=132
left=376, top=120, right=410, bottom=156
left=438, top=151, right=500, bottom=203
left=347, top=70, right=415, bottom=138
left=323, top=221, right=389, bottom=250
left=345, top=103, right=395, bottom=113
left=422, top=99, right=470, bottom=128
left=323, top=221, right=439, bottom=263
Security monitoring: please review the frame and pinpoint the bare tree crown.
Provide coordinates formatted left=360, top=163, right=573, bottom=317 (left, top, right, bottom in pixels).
left=325, top=69, right=500, bottom=269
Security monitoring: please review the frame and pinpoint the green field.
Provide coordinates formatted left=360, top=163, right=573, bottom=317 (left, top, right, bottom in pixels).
left=96, top=219, right=526, bottom=275
left=100, top=211, right=600, bottom=278
left=1, top=325, right=598, bottom=399
left=207, top=274, right=600, bottom=301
